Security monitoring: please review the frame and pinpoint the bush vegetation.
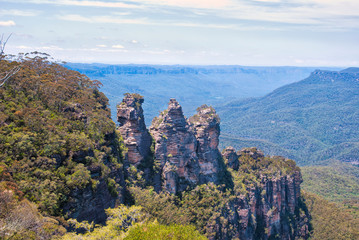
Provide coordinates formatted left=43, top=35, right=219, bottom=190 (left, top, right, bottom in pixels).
left=0, top=53, right=124, bottom=218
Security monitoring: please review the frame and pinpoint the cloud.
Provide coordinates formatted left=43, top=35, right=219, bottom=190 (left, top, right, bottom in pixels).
left=129, top=0, right=232, bottom=9
left=57, top=13, right=240, bottom=29
left=13, top=0, right=140, bottom=9
left=0, top=9, right=40, bottom=17
left=58, top=14, right=92, bottom=22
left=16, top=45, right=31, bottom=49
left=57, top=14, right=150, bottom=25
left=96, top=44, right=107, bottom=48
left=0, top=20, right=16, bottom=26
left=15, top=45, right=64, bottom=51
left=112, top=44, right=124, bottom=49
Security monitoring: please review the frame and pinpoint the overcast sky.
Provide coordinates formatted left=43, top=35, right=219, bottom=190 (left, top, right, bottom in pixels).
left=1, top=0, right=358, bottom=66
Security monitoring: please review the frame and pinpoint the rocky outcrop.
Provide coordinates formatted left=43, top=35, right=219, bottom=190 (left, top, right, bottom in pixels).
left=117, top=93, right=152, bottom=167
left=230, top=174, right=308, bottom=240
left=150, top=99, right=200, bottom=193
left=189, top=105, right=221, bottom=184
left=116, top=95, right=310, bottom=239
left=222, top=146, right=239, bottom=170
left=211, top=148, right=309, bottom=240
left=239, top=147, right=264, bottom=160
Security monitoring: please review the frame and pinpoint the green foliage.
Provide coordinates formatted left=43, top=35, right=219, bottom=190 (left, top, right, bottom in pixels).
left=129, top=153, right=302, bottom=239
left=0, top=54, right=124, bottom=216
left=0, top=188, right=66, bottom=240
left=301, top=160, right=359, bottom=219
left=303, top=191, right=359, bottom=240
left=130, top=184, right=234, bottom=239
left=301, top=160, right=359, bottom=203
left=61, top=205, right=206, bottom=240
left=66, top=164, right=91, bottom=189
left=125, top=222, right=207, bottom=240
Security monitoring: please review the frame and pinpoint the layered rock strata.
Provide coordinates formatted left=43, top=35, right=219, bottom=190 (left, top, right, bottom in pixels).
left=216, top=148, right=309, bottom=240
left=116, top=95, right=310, bottom=239
left=150, top=99, right=200, bottom=193
left=189, top=105, right=221, bottom=184
left=117, top=93, right=152, bottom=167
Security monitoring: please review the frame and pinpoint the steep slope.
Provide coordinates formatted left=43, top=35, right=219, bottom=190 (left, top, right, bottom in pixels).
left=65, top=63, right=335, bottom=124
left=0, top=54, right=125, bottom=225
left=1, top=55, right=311, bottom=239
left=218, top=69, right=359, bottom=165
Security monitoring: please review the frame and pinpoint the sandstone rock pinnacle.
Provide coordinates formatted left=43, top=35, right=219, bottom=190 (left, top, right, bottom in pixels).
left=190, top=105, right=221, bottom=184
left=150, top=98, right=199, bottom=194
left=117, top=93, right=152, bottom=167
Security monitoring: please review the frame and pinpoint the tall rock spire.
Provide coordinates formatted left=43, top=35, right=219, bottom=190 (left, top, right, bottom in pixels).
left=117, top=93, right=151, bottom=167
left=189, top=105, right=221, bottom=184
left=150, top=99, right=199, bottom=194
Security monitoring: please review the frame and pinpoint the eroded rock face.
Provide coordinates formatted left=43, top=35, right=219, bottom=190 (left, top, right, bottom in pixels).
left=190, top=105, right=221, bottom=184
left=222, top=146, right=239, bottom=170
left=150, top=99, right=200, bottom=193
left=116, top=95, right=310, bottom=239
left=230, top=173, right=307, bottom=240
left=208, top=149, right=309, bottom=240
left=117, top=93, right=152, bottom=167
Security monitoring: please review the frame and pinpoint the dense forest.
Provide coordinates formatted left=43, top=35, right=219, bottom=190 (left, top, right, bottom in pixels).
left=0, top=53, right=358, bottom=239
left=217, top=69, right=359, bottom=166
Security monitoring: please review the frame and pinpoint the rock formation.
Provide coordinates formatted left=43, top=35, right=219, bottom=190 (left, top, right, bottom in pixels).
left=239, top=147, right=264, bottom=160
left=189, top=105, right=221, bottom=184
left=222, top=146, right=239, bottom=170
left=116, top=95, right=310, bottom=239
left=150, top=99, right=200, bottom=193
left=117, top=93, right=152, bottom=167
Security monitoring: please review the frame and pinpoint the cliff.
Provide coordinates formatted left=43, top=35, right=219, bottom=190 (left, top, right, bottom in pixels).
left=117, top=93, right=152, bottom=167
left=117, top=95, right=310, bottom=239
left=221, top=148, right=308, bottom=240
left=0, top=56, right=310, bottom=239
left=150, top=99, right=200, bottom=193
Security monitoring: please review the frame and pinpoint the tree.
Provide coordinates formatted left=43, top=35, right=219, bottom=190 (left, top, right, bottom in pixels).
left=0, top=34, right=21, bottom=88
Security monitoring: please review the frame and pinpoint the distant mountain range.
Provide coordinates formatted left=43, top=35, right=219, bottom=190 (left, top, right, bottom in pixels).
left=65, top=63, right=358, bottom=165
left=65, top=63, right=338, bottom=124
left=218, top=68, right=359, bottom=165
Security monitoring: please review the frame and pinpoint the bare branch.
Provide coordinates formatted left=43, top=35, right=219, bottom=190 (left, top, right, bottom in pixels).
left=0, top=33, right=12, bottom=57
left=0, top=33, right=21, bottom=88
left=0, top=66, right=20, bottom=87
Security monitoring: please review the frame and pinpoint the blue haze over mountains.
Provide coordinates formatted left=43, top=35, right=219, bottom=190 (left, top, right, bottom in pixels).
left=66, top=63, right=355, bottom=165
left=66, top=63, right=338, bottom=123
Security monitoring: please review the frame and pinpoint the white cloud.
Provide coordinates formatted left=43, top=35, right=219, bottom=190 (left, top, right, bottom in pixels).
left=14, top=0, right=140, bottom=9
left=0, top=20, right=16, bottom=26
left=132, top=0, right=232, bottom=9
left=57, top=14, right=150, bottom=25
left=0, top=9, right=40, bottom=17
left=41, top=46, right=64, bottom=51
left=252, top=0, right=281, bottom=3
left=57, top=14, right=92, bottom=22
left=112, top=44, right=124, bottom=49
left=16, top=45, right=31, bottom=49
left=96, top=44, right=107, bottom=48
left=15, top=45, right=63, bottom=51
left=131, top=40, right=138, bottom=44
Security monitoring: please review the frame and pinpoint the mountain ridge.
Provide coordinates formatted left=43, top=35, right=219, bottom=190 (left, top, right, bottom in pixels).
left=218, top=68, right=359, bottom=165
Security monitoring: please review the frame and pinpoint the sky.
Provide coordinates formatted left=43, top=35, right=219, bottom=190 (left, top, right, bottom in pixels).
left=0, top=0, right=359, bottom=66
